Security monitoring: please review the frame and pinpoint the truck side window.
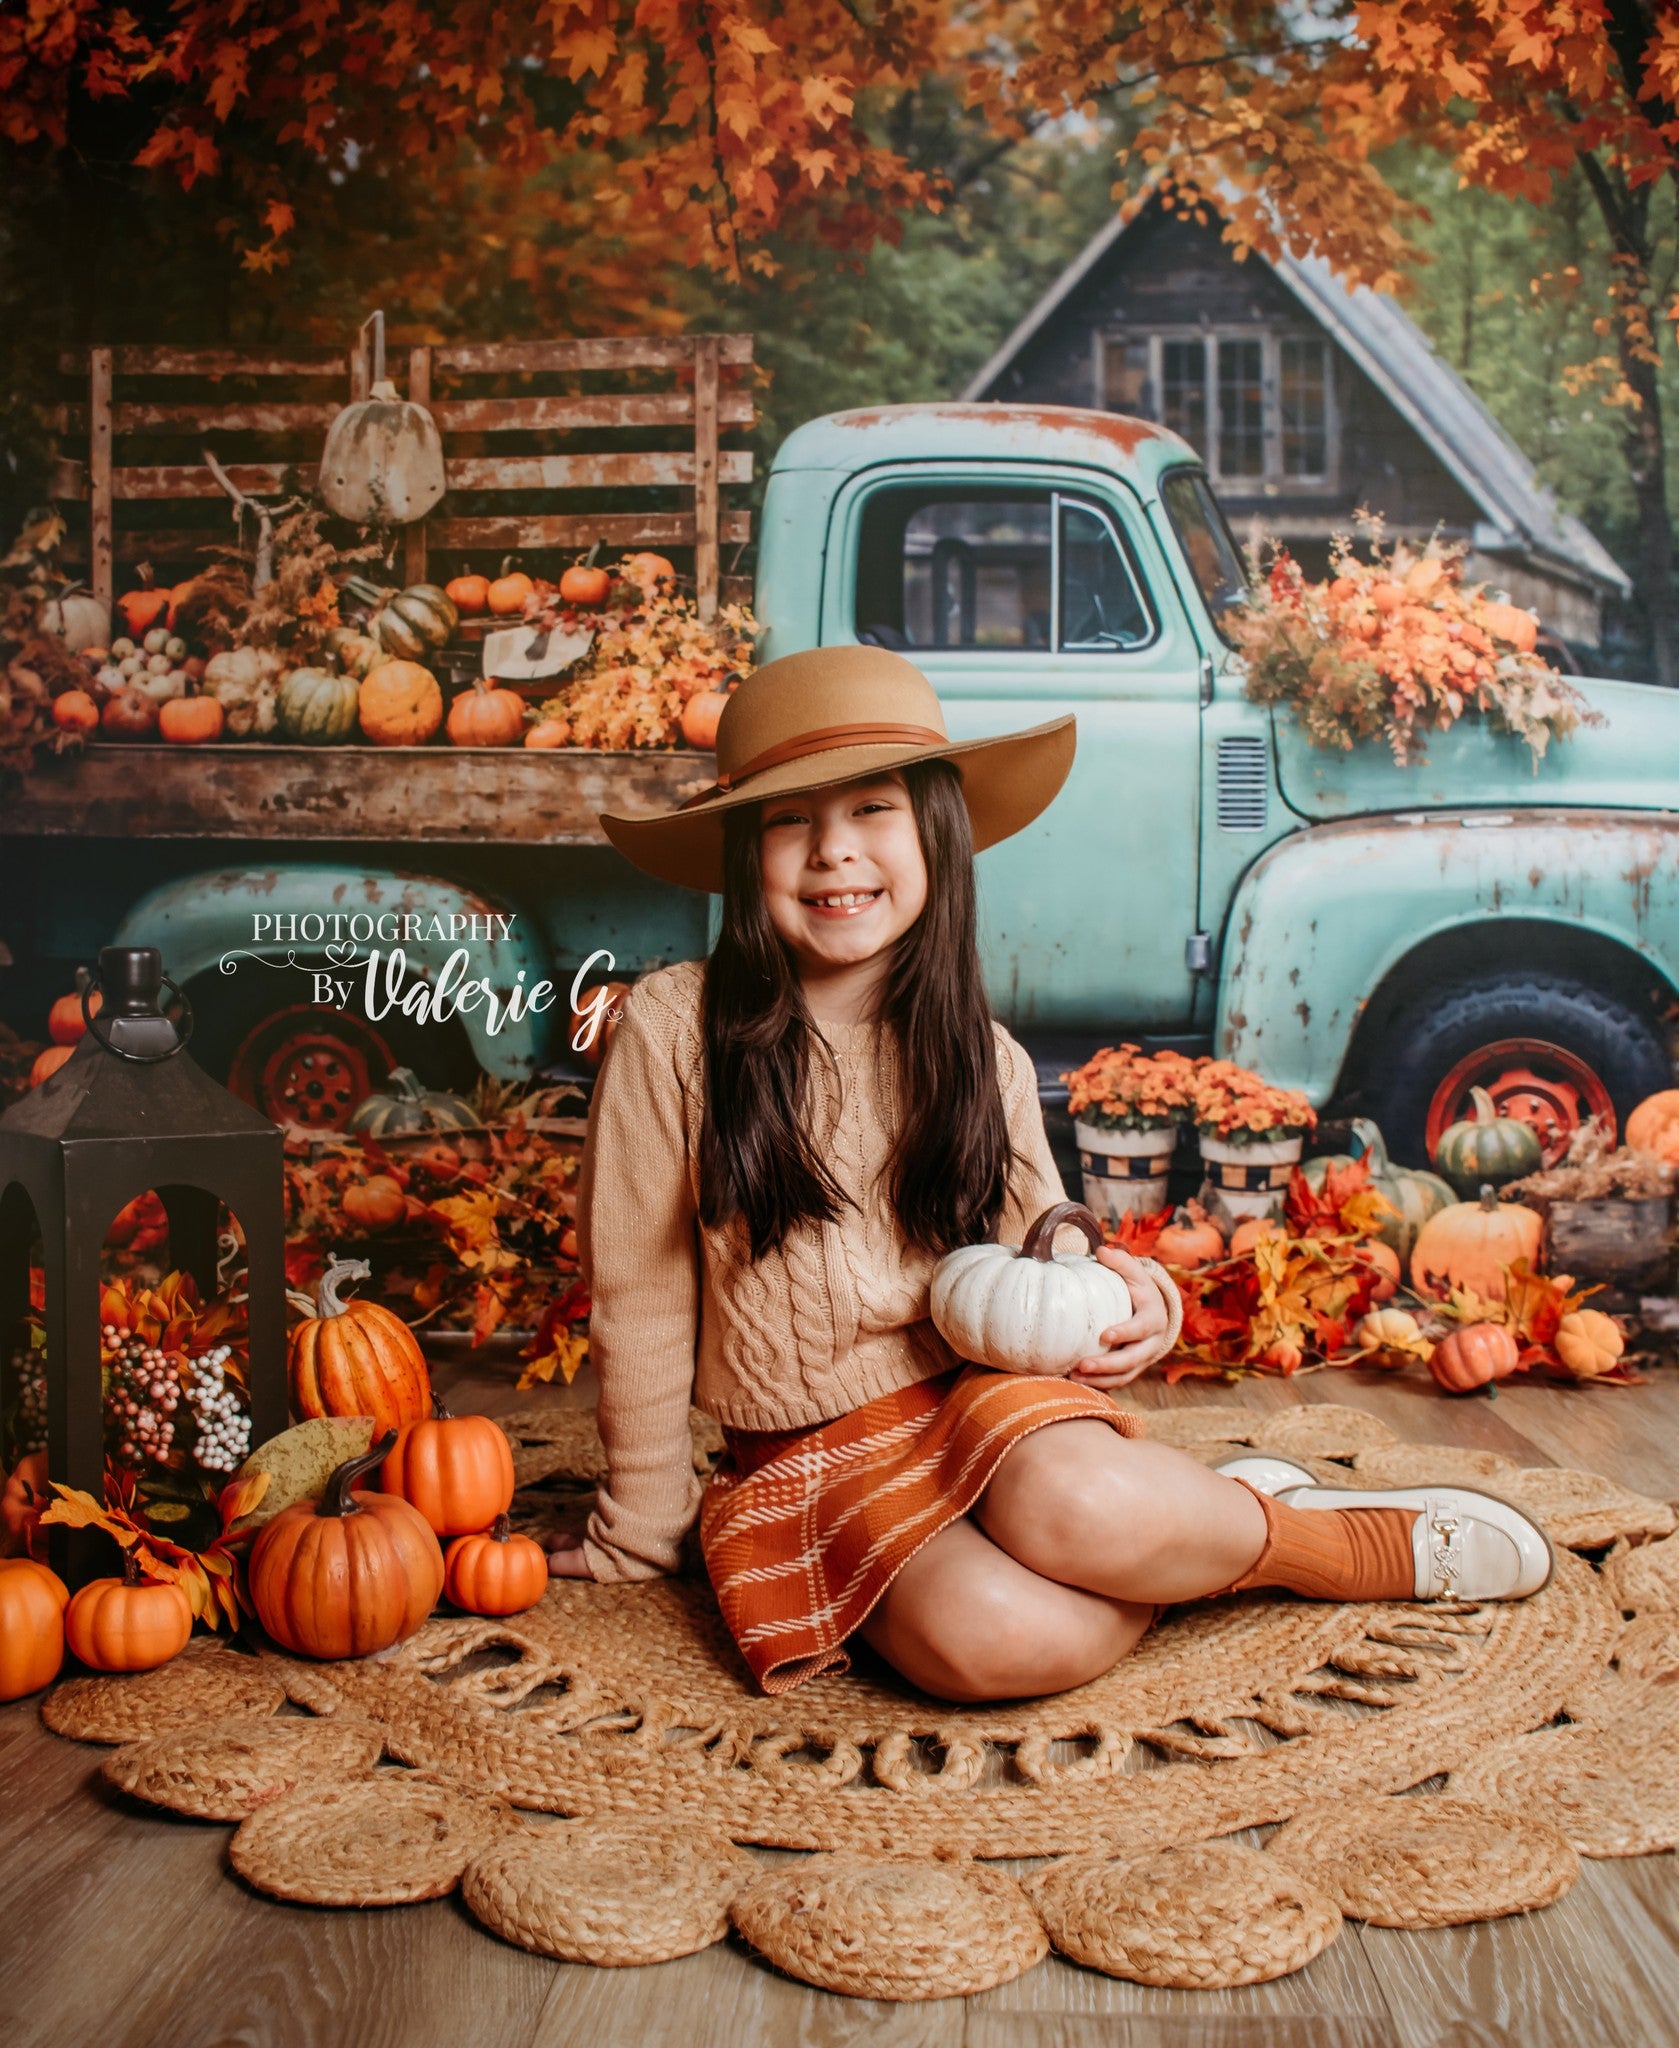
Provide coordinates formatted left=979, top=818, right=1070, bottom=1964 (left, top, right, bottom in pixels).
left=1161, top=469, right=1249, bottom=640
left=1059, top=500, right=1155, bottom=650
left=856, top=490, right=1053, bottom=649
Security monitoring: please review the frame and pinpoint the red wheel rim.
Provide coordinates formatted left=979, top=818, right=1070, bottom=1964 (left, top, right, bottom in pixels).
left=226, top=1005, right=396, bottom=1132
left=1424, top=1037, right=1615, bottom=1169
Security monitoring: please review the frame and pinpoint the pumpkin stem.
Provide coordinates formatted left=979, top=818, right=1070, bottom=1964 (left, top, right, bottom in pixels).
left=1478, top=1185, right=1499, bottom=1212
left=382, top=1067, right=426, bottom=1102
left=315, top=1256, right=373, bottom=1319
left=319, top=1433, right=398, bottom=1516
left=489, top=1513, right=511, bottom=1544
left=1020, top=1201, right=1104, bottom=1262
left=121, top=1546, right=146, bottom=1587
left=1469, top=1087, right=1499, bottom=1125
left=582, top=539, right=602, bottom=570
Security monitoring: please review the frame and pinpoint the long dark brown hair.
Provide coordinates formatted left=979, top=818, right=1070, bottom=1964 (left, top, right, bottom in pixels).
left=699, top=757, right=1014, bottom=1259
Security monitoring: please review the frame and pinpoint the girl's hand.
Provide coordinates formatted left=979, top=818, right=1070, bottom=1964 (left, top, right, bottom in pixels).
left=547, top=1535, right=597, bottom=1581
left=1069, top=1247, right=1181, bottom=1391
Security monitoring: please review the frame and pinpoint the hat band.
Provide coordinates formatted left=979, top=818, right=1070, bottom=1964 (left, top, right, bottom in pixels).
left=712, top=720, right=949, bottom=794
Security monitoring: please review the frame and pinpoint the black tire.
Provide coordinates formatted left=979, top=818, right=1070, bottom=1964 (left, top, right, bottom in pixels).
left=1364, top=971, right=1671, bottom=1170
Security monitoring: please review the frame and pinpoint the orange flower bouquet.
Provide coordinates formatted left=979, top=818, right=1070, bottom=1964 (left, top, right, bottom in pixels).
left=1062, top=1043, right=1203, bottom=1133
left=1230, top=527, right=1598, bottom=768
left=1191, top=1062, right=1318, bottom=1144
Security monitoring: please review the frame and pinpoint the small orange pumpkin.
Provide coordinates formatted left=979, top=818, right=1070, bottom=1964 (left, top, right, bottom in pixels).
left=358, top=659, right=443, bottom=745
left=288, top=1257, right=433, bottom=1437
left=48, top=984, right=100, bottom=1045
left=165, top=578, right=197, bottom=631
left=65, top=1551, right=193, bottom=1673
left=29, top=1045, right=74, bottom=1089
left=247, top=1437, right=443, bottom=1659
left=1229, top=1217, right=1282, bottom=1257
left=52, top=688, right=101, bottom=733
left=1, top=1452, right=49, bottom=1560
left=445, top=573, right=490, bottom=615
left=680, top=688, right=732, bottom=749
left=622, top=551, right=676, bottom=593
left=1554, top=1309, right=1625, bottom=1379
left=443, top=1514, right=548, bottom=1616
left=446, top=678, right=525, bottom=748
left=0, top=1559, right=68, bottom=1700
left=1156, top=1203, right=1225, bottom=1270
left=1626, top=1090, right=1679, bottom=1164
left=524, top=717, right=572, bottom=749
left=158, top=694, right=225, bottom=744
left=1410, top=1187, right=1544, bottom=1302
left=115, top=584, right=170, bottom=638
left=1355, top=1238, right=1402, bottom=1302
left=341, top=1174, right=408, bottom=1232
left=1429, top=1321, right=1521, bottom=1394
left=381, top=1397, right=515, bottom=1537
left=1480, top=600, right=1539, bottom=654
left=558, top=561, right=612, bottom=608
left=487, top=569, right=535, bottom=616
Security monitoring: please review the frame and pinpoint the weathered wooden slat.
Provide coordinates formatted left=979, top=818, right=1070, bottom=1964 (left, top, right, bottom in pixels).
left=429, top=392, right=755, bottom=433
left=43, top=405, right=87, bottom=435
left=431, top=334, right=754, bottom=373
left=111, top=402, right=342, bottom=433
left=89, top=348, right=113, bottom=617
left=0, top=744, right=719, bottom=845
left=60, top=529, right=249, bottom=568
left=48, top=459, right=86, bottom=499
left=426, top=509, right=751, bottom=551
left=107, top=463, right=320, bottom=501
left=694, top=333, right=720, bottom=622
left=58, top=348, right=350, bottom=378
left=405, top=344, right=433, bottom=588
left=442, top=450, right=753, bottom=490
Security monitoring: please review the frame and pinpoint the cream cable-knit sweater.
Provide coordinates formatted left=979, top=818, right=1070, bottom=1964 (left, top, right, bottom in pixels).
left=578, top=957, right=1096, bottom=1584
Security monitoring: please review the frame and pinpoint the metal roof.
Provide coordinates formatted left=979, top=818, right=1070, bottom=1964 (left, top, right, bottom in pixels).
left=962, top=197, right=1631, bottom=599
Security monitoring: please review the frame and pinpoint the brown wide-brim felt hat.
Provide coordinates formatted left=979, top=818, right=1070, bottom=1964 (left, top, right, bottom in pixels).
left=599, top=645, right=1076, bottom=893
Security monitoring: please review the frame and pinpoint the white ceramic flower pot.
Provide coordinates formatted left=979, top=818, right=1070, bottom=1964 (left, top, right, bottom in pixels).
left=1074, top=1120, right=1178, bottom=1224
left=1197, top=1130, right=1305, bottom=1221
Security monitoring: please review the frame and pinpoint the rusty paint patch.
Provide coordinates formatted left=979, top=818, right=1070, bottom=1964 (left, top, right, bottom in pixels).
left=1295, top=1000, right=1311, bottom=1028
left=1528, top=867, right=1543, bottom=889
left=825, top=403, right=1165, bottom=454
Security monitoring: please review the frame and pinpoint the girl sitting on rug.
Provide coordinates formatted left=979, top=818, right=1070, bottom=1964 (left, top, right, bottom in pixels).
left=546, top=646, right=1551, bottom=1700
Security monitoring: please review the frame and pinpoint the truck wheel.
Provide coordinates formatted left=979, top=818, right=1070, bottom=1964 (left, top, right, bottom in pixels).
left=1364, top=972, right=1671, bottom=1171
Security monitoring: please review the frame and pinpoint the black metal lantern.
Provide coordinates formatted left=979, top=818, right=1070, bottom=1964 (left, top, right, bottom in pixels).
left=0, top=947, right=288, bottom=1585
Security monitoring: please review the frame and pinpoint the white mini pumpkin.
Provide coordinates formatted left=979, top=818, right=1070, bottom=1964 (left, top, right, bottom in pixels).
left=930, top=1201, right=1132, bottom=1378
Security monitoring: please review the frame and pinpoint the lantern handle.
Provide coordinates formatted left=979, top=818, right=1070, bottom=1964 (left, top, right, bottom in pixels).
left=82, top=971, right=194, bottom=1063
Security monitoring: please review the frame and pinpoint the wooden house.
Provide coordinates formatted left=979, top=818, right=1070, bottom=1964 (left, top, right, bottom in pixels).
left=962, top=194, right=1629, bottom=650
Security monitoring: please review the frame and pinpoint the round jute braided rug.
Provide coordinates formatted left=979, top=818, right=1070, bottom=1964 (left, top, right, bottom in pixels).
left=39, top=1411, right=1679, bottom=1996
left=103, top=1709, right=384, bottom=1821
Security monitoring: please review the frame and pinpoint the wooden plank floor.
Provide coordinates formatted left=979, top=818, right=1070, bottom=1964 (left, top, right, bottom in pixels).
left=7, top=1358, right=1679, bottom=2048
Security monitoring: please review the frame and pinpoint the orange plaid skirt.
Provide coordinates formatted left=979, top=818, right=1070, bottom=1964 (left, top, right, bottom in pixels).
left=697, top=1365, right=1145, bottom=1695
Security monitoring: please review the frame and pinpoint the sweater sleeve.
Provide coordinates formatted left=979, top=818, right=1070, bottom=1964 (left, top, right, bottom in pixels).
left=993, top=1027, right=1074, bottom=1246
left=577, top=984, right=706, bottom=1584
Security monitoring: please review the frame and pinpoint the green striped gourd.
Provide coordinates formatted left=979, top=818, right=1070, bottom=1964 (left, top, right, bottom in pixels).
left=348, top=1067, right=482, bottom=1138
left=276, top=666, right=361, bottom=744
left=1433, top=1087, right=1543, bottom=1196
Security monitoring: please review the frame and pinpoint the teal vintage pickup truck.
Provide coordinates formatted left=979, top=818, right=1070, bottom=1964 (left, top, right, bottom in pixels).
left=4, top=402, right=1675, bottom=1166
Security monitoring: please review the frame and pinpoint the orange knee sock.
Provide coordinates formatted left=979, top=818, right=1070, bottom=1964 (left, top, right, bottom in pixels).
left=1219, top=1479, right=1419, bottom=1601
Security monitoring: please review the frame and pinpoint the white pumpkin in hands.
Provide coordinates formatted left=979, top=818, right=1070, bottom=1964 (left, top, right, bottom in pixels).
left=930, top=1201, right=1132, bottom=1377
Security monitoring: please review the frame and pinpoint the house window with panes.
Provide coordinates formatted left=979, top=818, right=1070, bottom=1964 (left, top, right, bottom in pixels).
left=1099, top=331, right=1335, bottom=491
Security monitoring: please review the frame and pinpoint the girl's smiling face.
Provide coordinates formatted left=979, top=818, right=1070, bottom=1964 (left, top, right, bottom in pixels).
left=758, top=771, right=929, bottom=986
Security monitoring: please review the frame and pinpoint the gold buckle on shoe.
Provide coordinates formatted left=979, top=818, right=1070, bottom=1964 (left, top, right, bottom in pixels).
left=1428, top=1509, right=1462, bottom=1591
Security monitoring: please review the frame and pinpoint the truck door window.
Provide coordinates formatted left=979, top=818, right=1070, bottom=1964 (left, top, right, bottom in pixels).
left=854, top=487, right=1156, bottom=654
left=1161, top=468, right=1249, bottom=641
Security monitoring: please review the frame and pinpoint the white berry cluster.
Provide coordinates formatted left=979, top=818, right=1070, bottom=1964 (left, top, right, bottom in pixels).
left=103, top=1325, right=180, bottom=1468
left=185, top=1345, right=250, bottom=1474
left=10, top=1352, right=47, bottom=1455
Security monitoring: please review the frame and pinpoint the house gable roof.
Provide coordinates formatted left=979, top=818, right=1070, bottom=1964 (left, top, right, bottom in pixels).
left=962, top=197, right=1630, bottom=598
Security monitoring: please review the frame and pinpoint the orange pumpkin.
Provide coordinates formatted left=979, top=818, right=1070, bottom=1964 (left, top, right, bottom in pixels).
left=381, top=1398, right=515, bottom=1537
left=0, top=1559, right=67, bottom=1700
left=1410, top=1188, right=1544, bottom=1302
left=115, top=585, right=170, bottom=638
left=65, top=1551, right=193, bottom=1673
left=1, top=1452, right=49, bottom=1561
left=558, top=562, right=612, bottom=608
left=1355, top=1238, right=1402, bottom=1302
left=1480, top=600, right=1539, bottom=654
left=1430, top=1321, right=1521, bottom=1393
left=443, top=1514, right=548, bottom=1616
left=287, top=1256, right=433, bottom=1437
left=358, top=660, right=443, bottom=746
left=487, top=570, right=535, bottom=616
left=446, top=679, right=525, bottom=748
left=52, top=688, right=101, bottom=733
left=1626, top=1090, right=1679, bottom=1165
left=1554, top=1309, right=1625, bottom=1379
left=679, top=689, right=732, bottom=749
left=48, top=985, right=100, bottom=1045
left=524, top=717, right=572, bottom=749
left=165, top=579, right=197, bottom=631
left=445, top=573, right=490, bottom=615
left=29, top=1045, right=74, bottom=1089
left=622, top=552, right=676, bottom=593
left=158, top=694, right=225, bottom=744
left=248, top=1438, right=444, bottom=1659
left=1229, top=1217, right=1283, bottom=1257
left=1156, top=1203, right=1225, bottom=1270
left=341, top=1174, right=407, bottom=1232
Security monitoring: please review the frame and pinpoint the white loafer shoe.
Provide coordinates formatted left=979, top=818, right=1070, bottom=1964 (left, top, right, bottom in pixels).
left=1275, top=1484, right=1554, bottom=1601
left=1215, top=1455, right=1320, bottom=1498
